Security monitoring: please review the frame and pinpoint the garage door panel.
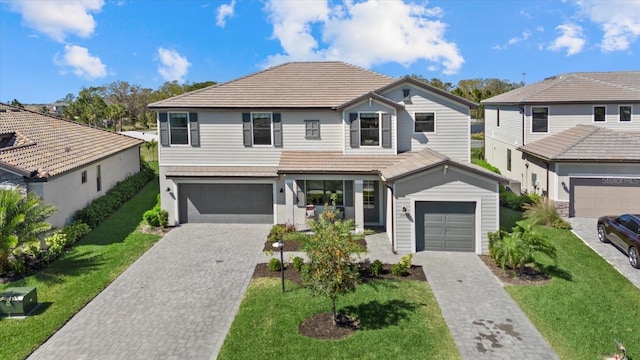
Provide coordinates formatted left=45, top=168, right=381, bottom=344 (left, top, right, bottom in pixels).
left=416, top=201, right=475, bottom=252
left=179, top=184, right=273, bottom=224
left=571, top=178, right=640, bottom=217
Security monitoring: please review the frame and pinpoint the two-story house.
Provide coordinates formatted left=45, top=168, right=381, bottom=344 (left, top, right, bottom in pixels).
left=149, top=62, right=505, bottom=254
left=482, top=72, right=640, bottom=217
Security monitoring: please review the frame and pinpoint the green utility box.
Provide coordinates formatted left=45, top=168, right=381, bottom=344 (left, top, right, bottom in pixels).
left=0, top=287, right=38, bottom=317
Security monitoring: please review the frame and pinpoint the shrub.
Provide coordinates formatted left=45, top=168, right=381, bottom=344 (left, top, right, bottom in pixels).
left=62, top=221, right=91, bottom=245
left=523, top=199, right=565, bottom=227
left=370, top=259, right=383, bottom=276
left=471, top=147, right=484, bottom=160
left=552, top=218, right=572, bottom=230
left=292, top=256, right=305, bottom=271
left=391, top=254, right=412, bottom=276
left=400, top=254, right=413, bottom=269
left=268, top=224, right=287, bottom=243
left=157, top=210, right=169, bottom=228
left=143, top=209, right=161, bottom=227
left=283, top=231, right=311, bottom=244
left=391, top=263, right=406, bottom=276
left=472, top=158, right=501, bottom=174
left=75, top=162, right=154, bottom=228
left=268, top=257, right=282, bottom=272
left=488, top=222, right=557, bottom=275
left=499, top=186, right=539, bottom=211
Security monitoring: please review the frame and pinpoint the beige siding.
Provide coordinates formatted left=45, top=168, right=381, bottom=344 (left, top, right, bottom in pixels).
left=393, top=166, right=499, bottom=254
left=40, top=147, right=141, bottom=227
left=343, top=101, right=397, bottom=155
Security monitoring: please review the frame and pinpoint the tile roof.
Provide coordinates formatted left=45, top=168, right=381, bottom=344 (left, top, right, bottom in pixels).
left=482, top=71, right=640, bottom=105
left=519, top=124, right=640, bottom=161
left=165, top=166, right=279, bottom=178
left=149, top=62, right=396, bottom=109
left=0, top=103, right=143, bottom=179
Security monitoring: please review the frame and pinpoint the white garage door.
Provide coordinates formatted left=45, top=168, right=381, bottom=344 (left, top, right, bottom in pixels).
left=571, top=177, right=640, bottom=217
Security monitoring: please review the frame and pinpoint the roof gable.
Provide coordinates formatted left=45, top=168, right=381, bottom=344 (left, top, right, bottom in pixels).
left=0, top=103, right=143, bottom=179
left=483, top=71, right=640, bottom=105
left=149, top=62, right=396, bottom=109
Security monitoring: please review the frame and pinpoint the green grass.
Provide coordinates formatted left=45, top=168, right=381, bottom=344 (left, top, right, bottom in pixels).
left=0, top=180, right=162, bottom=360
left=500, top=206, right=523, bottom=230
left=506, top=226, right=640, bottom=359
left=219, top=278, right=460, bottom=360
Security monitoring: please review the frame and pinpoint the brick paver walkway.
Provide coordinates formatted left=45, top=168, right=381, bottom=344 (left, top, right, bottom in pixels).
left=28, top=224, right=269, bottom=360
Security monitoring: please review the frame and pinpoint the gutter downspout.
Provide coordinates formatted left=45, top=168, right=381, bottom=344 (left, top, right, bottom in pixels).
left=545, top=161, right=550, bottom=199
left=520, top=105, right=525, bottom=146
left=383, top=180, right=397, bottom=254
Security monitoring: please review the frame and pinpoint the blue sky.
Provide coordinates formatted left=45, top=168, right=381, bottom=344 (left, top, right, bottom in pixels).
left=1, top=0, right=639, bottom=104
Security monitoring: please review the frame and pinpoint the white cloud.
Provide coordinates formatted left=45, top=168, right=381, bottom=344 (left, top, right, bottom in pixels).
left=157, top=47, right=191, bottom=82
left=576, top=0, right=640, bottom=52
left=492, top=30, right=531, bottom=50
left=7, top=0, right=104, bottom=42
left=262, top=0, right=464, bottom=75
left=548, top=23, right=586, bottom=55
left=216, top=0, right=235, bottom=27
left=54, top=45, right=107, bottom=79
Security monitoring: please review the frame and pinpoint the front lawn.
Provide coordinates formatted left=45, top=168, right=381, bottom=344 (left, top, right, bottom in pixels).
left=219, top=278, right=460, bottom=359
left=0, top=180, right=162, bottom=360
left=506, top=226, right=640, bottom=359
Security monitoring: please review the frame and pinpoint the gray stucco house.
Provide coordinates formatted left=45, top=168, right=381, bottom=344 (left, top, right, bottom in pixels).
left=0, top=103, right=143, bottom=227
left=149, top=62, right=505, bottom=254
left=482, top=72, right=640, bottom=217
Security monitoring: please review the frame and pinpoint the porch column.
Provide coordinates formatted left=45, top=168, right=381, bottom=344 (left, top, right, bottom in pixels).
left=354, top=180, right=364, bottom=233
left=285, top=178, right=295, bottom=224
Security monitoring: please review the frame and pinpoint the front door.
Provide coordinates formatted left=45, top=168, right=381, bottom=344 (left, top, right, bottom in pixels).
left=363, top=180, right=379, bottom=224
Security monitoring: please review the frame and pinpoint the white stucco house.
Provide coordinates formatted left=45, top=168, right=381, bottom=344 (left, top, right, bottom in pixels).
left=482, top=72, right=640, bottom=217
left=0, top=103, right=143, bottom=227
left=149, top=62, right=506, bottom=254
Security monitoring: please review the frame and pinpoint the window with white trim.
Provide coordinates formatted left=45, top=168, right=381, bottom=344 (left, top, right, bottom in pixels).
left=593, top=106, right=606, bottom=122
left=169, top=113, right=189, bottom=145
left=532, top=107, right=548, bottom=133
left=305, top=120, right=320, bottom=139
left=252, top=112, right=272, bottom=145
left=360, top=112, right=379, bottom=146
left=620, top=105, right=632, bottom=122
left=414, top=112, right=435, bottom=133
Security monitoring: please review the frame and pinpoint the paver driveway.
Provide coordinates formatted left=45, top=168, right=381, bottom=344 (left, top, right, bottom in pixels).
left=28, top=224, right=270, bottom=360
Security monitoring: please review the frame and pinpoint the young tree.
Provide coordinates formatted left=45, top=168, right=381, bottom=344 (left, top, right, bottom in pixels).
left=302, top=201, right=362, bottom=323
left=0, top=189, right=57, bottom=272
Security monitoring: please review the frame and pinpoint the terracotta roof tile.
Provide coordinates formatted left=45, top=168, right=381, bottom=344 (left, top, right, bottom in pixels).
left=0, top=103, right=143, bottom=178
left=483, top=71, right=640, bottom=104
left=149, top=62, right=396, bottom=109
left=519, top=125, right=640, bottom=161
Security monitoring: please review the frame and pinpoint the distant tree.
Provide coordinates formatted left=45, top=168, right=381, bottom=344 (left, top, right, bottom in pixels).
left=9, top=99, right=24, bottom=108
left=106, top=103, right=128, bottom=131
left=39, top=106, right=49, bottom=114
left=410, top=75, right=454, bottom=92
left=183, top=81, right=216, bottom=92
left=64, top=86, right=107, bottom=126
left=453, top=78, right=522, bottom=119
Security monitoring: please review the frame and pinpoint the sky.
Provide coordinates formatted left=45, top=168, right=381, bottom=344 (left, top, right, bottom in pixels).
left=1, top=0, right=639, bottom=104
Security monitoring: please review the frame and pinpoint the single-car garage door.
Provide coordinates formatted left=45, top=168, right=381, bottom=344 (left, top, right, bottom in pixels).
left=571, top=177, right=640, bottom=217
left=178, top=183, right=273, bottom=224
left=416, top=201, right=475, bottom=252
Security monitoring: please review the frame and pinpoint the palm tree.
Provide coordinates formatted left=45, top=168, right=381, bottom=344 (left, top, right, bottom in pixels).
left=0, top=189, right=57, bottom=272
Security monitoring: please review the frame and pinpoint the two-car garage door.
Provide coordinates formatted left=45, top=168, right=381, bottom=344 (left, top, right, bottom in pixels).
left=415, top=201, right=476, bottom=252
left=570, top=177, right=640, bottom=217
left=178, top=184, right=274, bottom=224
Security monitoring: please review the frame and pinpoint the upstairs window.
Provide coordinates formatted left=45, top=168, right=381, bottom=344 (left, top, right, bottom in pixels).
left=305, top=120, right=320, bottom=139
left=593, top=106, right=606, bottom=122
left=252, top=112, right=272, bottom=145
left=414, top=112, right=435, bottom=133
left=620, top=105, right=632, bottom=122
left=169, top=113, right=189, bottom=144
left=360, top=112, right=380, bottom=146
left=532, top=107, right=548, bottom=133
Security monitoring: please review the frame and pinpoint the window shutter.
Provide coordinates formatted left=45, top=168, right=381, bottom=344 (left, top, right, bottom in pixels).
left=159, top=112, right=169, bottom=146
left=381, top=113, right=391, bottom=148
left=344, top=180, right=353, bottom=206
left=189, top=112, right=199, bottom=147
left=273, top=113, right=282, bottom=147
left=242, top=113, right=251, bottom=146
left=349, top=113, right=359, bottom=148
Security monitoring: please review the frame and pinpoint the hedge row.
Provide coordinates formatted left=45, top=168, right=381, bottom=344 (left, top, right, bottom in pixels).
left=472, top=157, right=539, bottom=211
left=74, top=161, right=155, bottom=228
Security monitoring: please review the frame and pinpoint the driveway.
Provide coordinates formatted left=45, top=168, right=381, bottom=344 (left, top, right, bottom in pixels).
left=569, top=217, right=640, bottom=289
left=28, top=224, right=270, bottom=360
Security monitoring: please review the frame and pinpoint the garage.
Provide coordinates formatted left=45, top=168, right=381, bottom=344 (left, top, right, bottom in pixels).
left=570, top=177, right=640, bottom=217
left=178, top=183, right=274, bottom=224
left=415, top=201, right=476, bottom=252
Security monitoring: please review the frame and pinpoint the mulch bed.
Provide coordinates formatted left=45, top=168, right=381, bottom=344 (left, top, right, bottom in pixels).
left=479, top=255, right=551, bottom=286
left=262, top=238, right=367, bottom=252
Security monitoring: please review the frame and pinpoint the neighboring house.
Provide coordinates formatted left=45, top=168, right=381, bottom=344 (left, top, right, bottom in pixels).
left=149, top=62, right=506, bottom=254
left=482, top=72, right=640, bottom=217
left=0, top=103, right=143, bottom=227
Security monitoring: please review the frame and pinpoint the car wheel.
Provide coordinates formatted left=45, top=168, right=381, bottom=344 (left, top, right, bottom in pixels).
left=597, top=225, right=609, bottom=243
left=630, top=247, right=640, bottom=269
